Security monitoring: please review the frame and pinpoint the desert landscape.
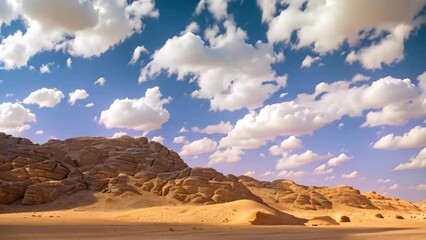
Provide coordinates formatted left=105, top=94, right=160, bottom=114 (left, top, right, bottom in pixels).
left=1, top=0, right=426, bottom=239
left=1, top=133, right=425, bottom=239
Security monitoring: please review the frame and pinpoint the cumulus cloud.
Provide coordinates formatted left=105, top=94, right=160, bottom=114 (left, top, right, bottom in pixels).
left=414, top=184, right=426, bottom=190
left=180, top=137, right=217, bottom=156
left=85, top=103, right=94, bottom=108
left=243, top=171, right=256, bottom=177
left=129, top=45, right=148, bottom=65
left=276, top=150, right=333, bottom=170
left=0, top=0, right=159, bottom=69
left=263, top=0, right=424, bottom=69
left=68, top=89, right=89, bottom=105
left=394, top=147, right=426, bottom=170
left=351, top=73, right=371, bottom=83
left=208, top=147, right=244, bottom=166
left=269, top=136, right=304, bottom=156
left=220, top=76, right=420, bottom=149
left=373, top=126, right=426, bottom=149
left=0, top=102, right=36, bottom=133
left=342, top=171, right=358, bottom=179
left=66, top=58, right=72, bottom=68
left=327, top=153, right=352, bottom=167
left=151, top=135, right=164, bottom=144
left=40, top=64, right=51, bottom=74
left=94, top=77, right=106, bottom=86
left=301, top=55, right=320, bottom=68
left=195, top=0, right=228, bottom=21
left=111, top=131, right=128, bottom=139
left=277, top=170, right=305, bottom=179
left=173, top=136, right=186, bottom=144
left=389, top=183, right=399, bottom=190
left=193, top=121, right=233, bottom=134
left=378, top=179, right=391, bottom=183
left=313, top=164, right=334, bottom=175
left=179, top=127, right=189, bottom=133
left=363, top=72, right=426, bottom=127
left=35, top=130, right=44, bottom=135
left=23, top=88, right=64, bottom=108
left=181, top=22, right=200, bottom=35
left=99, top=87, right=171, bottom=133
left=324, top=175, right=336, bottom=180
left=140, top=20, right=287, bottom=111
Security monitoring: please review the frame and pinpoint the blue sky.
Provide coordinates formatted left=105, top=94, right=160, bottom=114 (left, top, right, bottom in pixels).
left=0, top=0, right=425, bottom=201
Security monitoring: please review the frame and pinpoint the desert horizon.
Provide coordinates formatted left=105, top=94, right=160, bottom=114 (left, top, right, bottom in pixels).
left=1, top=0, right=426, bottom=239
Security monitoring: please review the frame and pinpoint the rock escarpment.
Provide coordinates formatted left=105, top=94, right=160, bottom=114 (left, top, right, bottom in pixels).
left=0, top=133, right=261, bottom=205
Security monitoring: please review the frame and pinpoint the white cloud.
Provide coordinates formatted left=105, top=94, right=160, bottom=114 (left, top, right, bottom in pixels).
left=324, top=175, right=336, bottom=180
left=194, top=121, right=233, bottom=134
left=259, top=153, right=266, bottom=158
left=351, top=73, right=370, bottom=83
left=346, top=24, right=413, bottom=69
left=277, top=170, right=305, bottom=179
left=338, top=123, right=344, bottom=129
left=0, top=0, right=159, bottom=69
left=313, top=164, right=333, bottom=175
left=68, top=89, right=89, bottom=105
left=243, top=171, right=256, bottom=177
left=208, top=147, right=244, bottom=166
left=99, top=87, right=171, bottom=133
left=173, top=136, right=186, bottom=144
left=363, top=72, right=426, bottom=127
left=129, top=45, right=148, bottom=65
left=301, top=55, right=320, bottom=68
left=23, top=88, right=64, bottom=108
left=35, top=130, right=44, bottom=135
left=151, top=135, right=164, bottom=144
left=342, top=171, right=358, bottom=179
left=5, top=93, right=13, bottom=97
left=85, top=102, right=94, bottom=108
left=389, top=183, right=399, bottom=190
left=180, top=137, right=217, bottom=156
left=327, top=153, right=352, bottom=167
left=181, top=21, right=200, bottom=35
left=394, top=147, right=426, bottom=170
left=66, top=57, right=72, bottom=68
left=94, top=77, right=106, bottom=86
left=220, top=76, right=420, bottom=149
left=40, top=64, right=51, bottom=74
left=262, top=171, right=275, bottom=176
left=263, top=0, right=424, bottom=69
left=140, top=20, right=286, bottom=111
left=111, top=131, right=128, bottom=139
left=373, top=126, right=426, bottom=149
left=378, top=179, right=391, bottom=183
left=276, top=150, right=333, bottom=170
left=179, top=127, right=188, bottom=133
left=269, top=136, right=304, bottom=156
left=414, top=184, right=426, bottom=191
left=195, top=0, right=228, bottom=21
left=0, top=102, right=35, bottom=134
left=279, top=93, right=288, bottom=98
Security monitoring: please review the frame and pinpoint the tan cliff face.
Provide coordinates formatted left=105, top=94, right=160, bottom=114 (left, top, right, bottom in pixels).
left=0, top=132, right=261, bottom=205
left=0, top=132, right=424, bottom=213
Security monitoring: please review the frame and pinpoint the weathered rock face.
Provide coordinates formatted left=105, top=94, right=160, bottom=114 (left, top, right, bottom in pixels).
left=0, top=133, right=260, bottom=205
left=239, top=176, right=332, bottom=210
left=363, top=191, right=421, bottom=212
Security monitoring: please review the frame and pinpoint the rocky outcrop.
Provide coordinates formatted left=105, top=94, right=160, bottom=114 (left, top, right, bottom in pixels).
left=239, top=176, right=332, bottom=210
left=363, top=191, right=421, bottom=212
left=239, top=176, right=381, bottom=210
left=0, top=133, right=260, bottom=205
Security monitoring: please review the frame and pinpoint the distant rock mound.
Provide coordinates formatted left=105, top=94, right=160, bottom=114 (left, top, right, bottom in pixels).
left=363, top=191, right=420, bottom=212
left=239, top=176, right=381, bottom=210
left=239, top=176, right=332, bottom=210
left=0, top=133, right=260, bottom=205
